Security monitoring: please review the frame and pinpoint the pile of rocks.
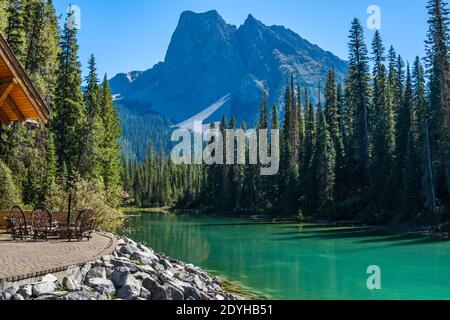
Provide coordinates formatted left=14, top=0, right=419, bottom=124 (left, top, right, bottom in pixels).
left=0, top=236, right=241, bottom=301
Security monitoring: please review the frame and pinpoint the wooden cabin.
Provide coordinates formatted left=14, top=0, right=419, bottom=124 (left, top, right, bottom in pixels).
left=0, top=33, right=50, bottom=126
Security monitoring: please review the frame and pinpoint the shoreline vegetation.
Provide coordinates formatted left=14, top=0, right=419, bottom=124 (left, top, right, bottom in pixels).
left=122, top=207, right=450, bottom=240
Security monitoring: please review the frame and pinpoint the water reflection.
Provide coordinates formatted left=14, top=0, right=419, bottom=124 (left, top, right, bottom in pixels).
left=122, top=213, right=450, bottom=300
left=125, top=214, right=211, bottom=263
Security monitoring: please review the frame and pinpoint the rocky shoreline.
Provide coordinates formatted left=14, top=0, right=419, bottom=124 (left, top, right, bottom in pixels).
left=0, top=236, right=242, bottom=301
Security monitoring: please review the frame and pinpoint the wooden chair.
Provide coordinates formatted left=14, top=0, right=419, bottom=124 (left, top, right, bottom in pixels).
left=68, top=209, right=97, bottom=242
left=31, top=207, right=58, bottom=241
left=10, top=206, right=30, bottom=240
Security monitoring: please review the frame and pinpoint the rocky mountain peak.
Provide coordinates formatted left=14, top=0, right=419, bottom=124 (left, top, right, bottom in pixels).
left=110, top=10, right=348, bottom=125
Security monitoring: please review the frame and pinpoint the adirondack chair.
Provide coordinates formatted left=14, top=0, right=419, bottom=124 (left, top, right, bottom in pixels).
left=31, top=207, right=58, bottom=241
left=10, top=206, right=30, bottom=240
left=68, top=209, right=97, bottom=242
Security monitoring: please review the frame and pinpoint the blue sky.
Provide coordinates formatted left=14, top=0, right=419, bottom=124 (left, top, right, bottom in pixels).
left=53, top=0, right=429, bottom=79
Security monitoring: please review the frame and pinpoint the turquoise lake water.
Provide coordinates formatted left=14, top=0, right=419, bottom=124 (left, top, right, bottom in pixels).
left=122, top=212, right=450, bottom=300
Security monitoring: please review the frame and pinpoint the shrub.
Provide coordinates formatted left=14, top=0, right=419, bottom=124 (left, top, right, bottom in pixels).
left=0, top=159, right=21, bottom=210
left=46, top=176, right=124, bottom=232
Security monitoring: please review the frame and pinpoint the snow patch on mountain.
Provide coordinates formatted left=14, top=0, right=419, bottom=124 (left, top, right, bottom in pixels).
left=174, top=94, right=231, bottom=132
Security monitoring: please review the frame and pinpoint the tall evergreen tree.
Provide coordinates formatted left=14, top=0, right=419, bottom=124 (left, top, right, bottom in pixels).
left=85, top=55, right=101, bottom=118
left=21, top=0, right=60, bottom=100
left=100, top=75, right=123, bottom=206
left=313, top=92, right=336, bottom=214
left=257, top=95, right=269, bottom=207
left=302, top=97, right=318, bottom=215
left=336, top=83, right=349, bottom=151
left=290, top=76, right=300, bottom=166
left=368, top=31, right=396, bottom=221
left=324, top=69, right=345, bottom=201
left=396, top=64, right=414, bottom=179
left=5, top=0, right=25, bottom=59
left=0, top=0, right=9, bottom=33
left=297, top=83, right=304, bottom=162
left=241, top=122, right=258, bottom=210
left=425, top=0, right=450, bottom=200
left=219, top=115, right=229, bottom=210
left=301, top=93, right=316, bottom=178
left=346, top=18, right=372, bottom=192
left=227, top=116, right=241, bottom=210
left=388, top=46, right=401, bottom=118
left=52, top=10, right=85, bottom=181
left=401, top=122, right=422, bottom=221
left=269, top=105, right=280, bottom=207
left=78, top=55, right=104, bottom=180
left=413, top=57, right=437, bottom=214
left=280, top=81, right=299, bottom=215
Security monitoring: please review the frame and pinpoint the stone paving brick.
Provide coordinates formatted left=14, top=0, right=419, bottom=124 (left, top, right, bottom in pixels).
left=0, top=233, right=117, bottom=282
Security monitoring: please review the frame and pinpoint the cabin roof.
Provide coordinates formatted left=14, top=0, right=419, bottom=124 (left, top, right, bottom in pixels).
left=0, top=33, right=50, bottom=126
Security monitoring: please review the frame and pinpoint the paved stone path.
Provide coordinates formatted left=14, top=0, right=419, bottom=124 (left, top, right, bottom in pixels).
left=0, top=232, right=117, bottom=282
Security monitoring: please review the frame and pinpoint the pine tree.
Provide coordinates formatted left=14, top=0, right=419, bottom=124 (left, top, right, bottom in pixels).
left=85, top=55, right=101, bottom=118
left=401, top=124, right=422, bottom=221
left=396, top=64, right=414, bottom=181
left=100, top=75, right=123, bottom=207
left=388, top=46, right=401, bottom=118
left=269, top=105, right=280, bottom=207
left=5, top=0, right=25, bottom=60
left=290, top=76, right=300, bottom=166
left=219, top=115, right=229, bottom=210
left=259, top=92, right=269, bottom=130
left=227, top=116, right=241, bottom=210
left=368, top=31, right=396, bottom=221
left=301, top=94, right=316, bottom=178
left=425, top=0, right=450, bottom=200
left=280, top=85, right=292, bottom=185
left=21, top=0, right=60, bottom=100
left=257, top=95, right=269, bottom=207
left=413, top=57, right=437, bottom=214
left=324, top=69, right=341, bottom=148
left=279, top=81, right=299, bottom=215
left=395, top=64, right=420, bottom=221
left=235, top=121, right=248, bottom=209
left=312, top=90, right=336, bottom=214
left=23, top=0, right=45, bottom=71
left=241, top=122, right=258, bottom=210
left=0, top=0, right=9, bottom=33
left=346, top=18, right=372, bottom=192
left=335, top=82, right=350, bottom=201
left=297, top=84, right=304, bottom=162
left=337, top=83, right=349, bottom=151
left=79, top=55, right=104, bottom=180
left=52, top=10, right=85, bottom=181
left=324, top=69, right=345, bottom=201
left=302, top=95, right=318, bottom=215
left=205, top=122, right=222, bottom=209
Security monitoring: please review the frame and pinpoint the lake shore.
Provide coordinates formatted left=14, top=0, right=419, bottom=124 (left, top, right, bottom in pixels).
left=121, top=212, right=450, bottom=299
left=123, top=207, right=450, bottom=240
left=0, top=235, right=242, bottom=301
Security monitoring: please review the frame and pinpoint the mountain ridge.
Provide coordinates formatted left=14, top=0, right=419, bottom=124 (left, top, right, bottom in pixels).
left=111, top=10, right=348, bottom=125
